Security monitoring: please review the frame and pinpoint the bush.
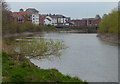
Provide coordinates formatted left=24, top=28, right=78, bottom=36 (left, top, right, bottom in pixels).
left=98, top=10, right=119, bottom=34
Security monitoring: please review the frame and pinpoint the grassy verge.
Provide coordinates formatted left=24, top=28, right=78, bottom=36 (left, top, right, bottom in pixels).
left=2, top=52, right=87, bottom=83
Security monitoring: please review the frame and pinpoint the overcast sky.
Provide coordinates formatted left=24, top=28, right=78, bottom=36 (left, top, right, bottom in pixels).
left=7, top=2, right=118, bottom=19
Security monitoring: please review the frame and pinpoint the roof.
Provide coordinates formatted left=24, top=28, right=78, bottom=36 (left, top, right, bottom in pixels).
left=26, top=8, right=39, bottom=13
left=46, top=18, right=52, bottom=21
left=12, top=11, right=29, bottom=15
left=48, top=14, right=66, bottom=18
left=71, top=20, right=82, bottom=22
left=12, top=11, right=29, bottom=18
left=82, top=18, right=95, bottom=20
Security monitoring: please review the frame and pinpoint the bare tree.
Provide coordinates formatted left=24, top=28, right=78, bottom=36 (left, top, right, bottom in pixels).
left=2, top=0, right=10, bottom=11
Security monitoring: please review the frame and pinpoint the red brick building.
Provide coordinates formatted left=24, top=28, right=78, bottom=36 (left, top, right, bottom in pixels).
left=71, top=20, right=87, bottom=27
left=71, top=15, right=101, bottom=27
left=12, top=11, right=30, bottom=24
left=12, top=8, right=39, bottom=25
left=39, top=14, right=46, bottom=26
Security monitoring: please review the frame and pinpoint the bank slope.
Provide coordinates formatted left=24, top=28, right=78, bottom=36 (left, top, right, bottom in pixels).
left=2, top=52, right=87, bottom=83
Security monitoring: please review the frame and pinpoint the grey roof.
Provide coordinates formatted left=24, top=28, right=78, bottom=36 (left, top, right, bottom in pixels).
left=82, top=18, right=95, bottom=20
left=26, top=8, right=39, bottom=12
left=46, top=18, right=52, bottom=21
left=48, top=14, right=66, bottom=18
left=42, top=14, right=47, bottom=16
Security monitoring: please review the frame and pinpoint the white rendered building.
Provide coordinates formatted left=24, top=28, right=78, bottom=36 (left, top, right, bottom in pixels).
left=32, top=14, right=39, bottom=25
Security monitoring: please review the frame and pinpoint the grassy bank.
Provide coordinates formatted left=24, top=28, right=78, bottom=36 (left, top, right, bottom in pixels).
left=2, top=52, right=87, bottom=83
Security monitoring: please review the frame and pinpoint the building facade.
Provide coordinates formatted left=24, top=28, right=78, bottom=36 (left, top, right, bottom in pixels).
left=26, top=8, right=39, bottom=25
left=44, top=14, right=71, bottom=27
left=44, top=16, right=52, bottom=25
left=71, top=15, right=101, bottom=27
left=12, top=11, right=29, bottom=24
left=12, top=8, right=101, bottom=28
left=32, top=14, right=39, bottom=24
left=12, top=8, right=39, bottom=25
left=39, top=14, right=46, bottom=26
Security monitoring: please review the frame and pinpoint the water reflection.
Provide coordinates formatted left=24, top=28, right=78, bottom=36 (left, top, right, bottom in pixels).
left=30, top=33, right=118, bottom=82
left=4, top=33, right=118, bottom=82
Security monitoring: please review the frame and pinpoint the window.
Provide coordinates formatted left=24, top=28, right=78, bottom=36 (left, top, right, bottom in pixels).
left=89, top=20, right=91, bottom=24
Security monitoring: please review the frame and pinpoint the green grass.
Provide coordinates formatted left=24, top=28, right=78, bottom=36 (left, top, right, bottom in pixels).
left=0, top=52, right=2, bottom=84
left=2, top=52, right=87, bottom=83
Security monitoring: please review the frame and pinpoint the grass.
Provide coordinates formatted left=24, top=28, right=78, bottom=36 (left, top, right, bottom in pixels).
left=0, top=52, right=2, bottom=83
left=2, top=52, right=87, bottom=83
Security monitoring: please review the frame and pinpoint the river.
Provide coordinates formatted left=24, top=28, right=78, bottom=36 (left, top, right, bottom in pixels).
left=29, top=33, right=118, bottom=82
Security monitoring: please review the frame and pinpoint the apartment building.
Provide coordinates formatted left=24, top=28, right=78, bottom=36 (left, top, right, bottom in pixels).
left=12, top=8, right=39, bottom=25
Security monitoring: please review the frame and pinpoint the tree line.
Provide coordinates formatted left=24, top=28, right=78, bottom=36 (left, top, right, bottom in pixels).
left=98, top=10, right=119, bottom=36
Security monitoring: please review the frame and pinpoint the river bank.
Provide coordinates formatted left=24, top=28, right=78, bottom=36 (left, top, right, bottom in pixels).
left=2, top=52, right=87, bottom=83
left=97, top=33, right=119, bottom=44
left=2, top=33, right=88, bottom=83
left=3, top=30, right=97, bottom=38
left=2, top=32, right=118, bottom=82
